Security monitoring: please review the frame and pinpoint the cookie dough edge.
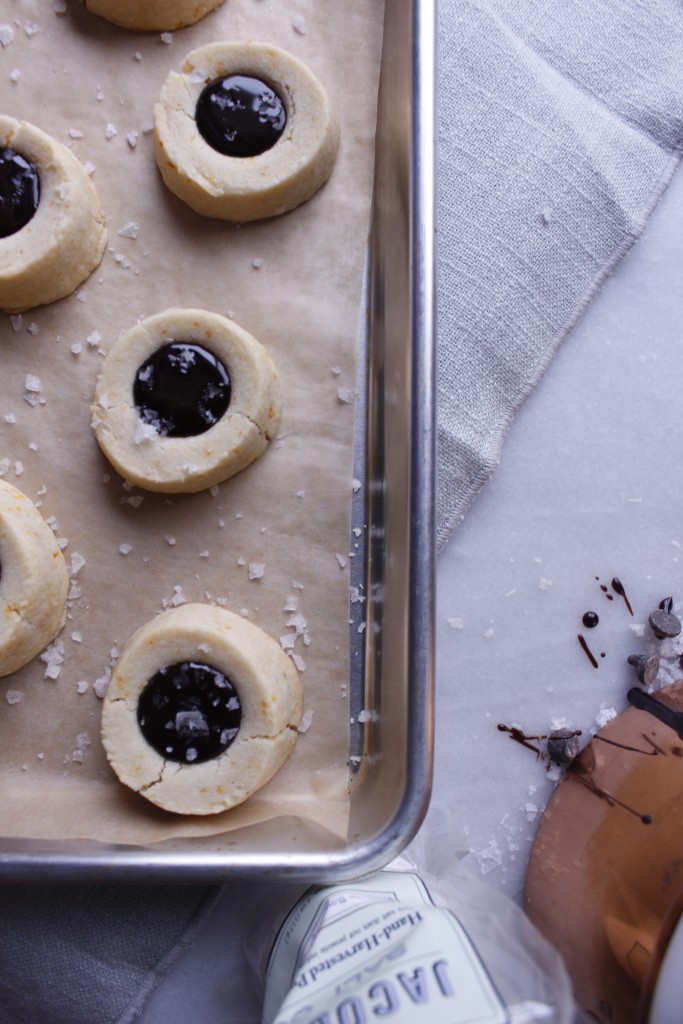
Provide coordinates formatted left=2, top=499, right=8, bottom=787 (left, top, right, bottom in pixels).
left=0, top=480, right=70, bottom=678
left=100, top=604, right=303, bottom=815
left=80, top=0, right=225, bottom=31
left=91, top=308, right=282, bottom=493
left=0, top=116, right=107, bottom=313
left=153, top=42, right=340, bottom=222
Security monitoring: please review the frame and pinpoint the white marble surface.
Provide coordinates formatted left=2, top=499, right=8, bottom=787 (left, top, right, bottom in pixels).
left=428, top=159, right=683, bottom=902
left=139, top=161, right=683, bottom=1024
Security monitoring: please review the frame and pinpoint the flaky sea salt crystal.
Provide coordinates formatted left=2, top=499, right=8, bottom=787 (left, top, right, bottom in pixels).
left=298, top=708, right=313, bottom=733
left=105, top=123, right=117, bottom=140
left=9, top=67, right=20, bottom=83
left=70, top=552, right=85, bottom=575
left=93, top=668, right=111, bottom=698
left=40, top=640, right=65, bottom=680
left=252, top=257, right=263, bottom=269
left=120, top=494, right=144, bottom=508
left=119, top=543, right=133, bottom=555
left=292, top=653, right=306, bottom=672
left=595, top=707, right=617, bottom=728
left=6, top=690, right=22, bottom=705
left=248, top=562, right=265, bottom=580
left=126, top=130, right=138, bottom=148
left=0, top=24, right=14, bottom=46
left=169, top=585, right=186, bottom=607
left=3, top=413, right=15, bottom=423
left=76, top=681, right=89, bottom=693
left=336, top=387, right=354, bottom=404
left=292, top=14, right=306, bottom=34
left=165, top=534, right=176, bottom=546
left=335, top=553, right=346, bottom=569
left=473, top=839, right=503, bottom=875
left=72, top=732, right=92, bottom=763
left=25, top=374, right=41, bottom=392
left=118, top=221, right=140, bottom=239
left=24, top=21, right=41, bottom=36
left=352, top=478, right=361, bottom=493
left=134, top=418, right=158, bottom=444
left=160, top=31, right=173, bottom=43
left=286, top=611, right=308, bottom=636
left=10, top=315, right=22, bottom=331
left=69, top=128, right=83, bottom=139
left=283, top=596, right=298, bottom=612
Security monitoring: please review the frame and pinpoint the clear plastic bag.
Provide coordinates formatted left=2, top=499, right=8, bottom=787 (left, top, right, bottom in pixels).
left=245, top=847, right=577, bottom=1024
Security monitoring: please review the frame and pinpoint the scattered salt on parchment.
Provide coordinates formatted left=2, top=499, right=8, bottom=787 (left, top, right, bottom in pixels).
left=118, top=221, right=140, bottom=239
left=297, top=708, right=313, bottom=733
left=40, top=640, right=65, bottom=680
left=71, top=732, right=92, bottom=763
left=93, top=668, right=111, bottom=698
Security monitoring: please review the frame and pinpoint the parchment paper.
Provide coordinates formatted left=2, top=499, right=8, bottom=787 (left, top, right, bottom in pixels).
left=0, top=0, right=383, bottom=845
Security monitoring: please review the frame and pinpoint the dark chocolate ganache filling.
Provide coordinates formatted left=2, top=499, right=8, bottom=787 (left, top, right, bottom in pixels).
left=137, top=660, right=241, bottom=764
left=0, top=146, right=40, bottom=239
left=195, top=74, right=286, bottom=158
left=133, top=342, right=231, bottom=438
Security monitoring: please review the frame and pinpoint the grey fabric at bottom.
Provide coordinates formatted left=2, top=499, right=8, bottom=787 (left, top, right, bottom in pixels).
left=0, top=884, right=219, bottom=1024
left=436, top=0, right=683, bottom=549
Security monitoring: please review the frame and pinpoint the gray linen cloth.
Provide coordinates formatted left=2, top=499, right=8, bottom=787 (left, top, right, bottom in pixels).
left=437, top=0, right=683, bottom=547
left=2, top=2, right=683, bottom=1022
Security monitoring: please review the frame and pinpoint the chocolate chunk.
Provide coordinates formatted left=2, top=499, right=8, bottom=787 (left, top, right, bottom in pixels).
left=547, top=728, right=581, bottom=766
left=648, top=609, right=682, bottom=640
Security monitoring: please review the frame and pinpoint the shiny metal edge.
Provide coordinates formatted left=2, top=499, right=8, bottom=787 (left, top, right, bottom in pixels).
left=0, top=0, right=436, bottom=883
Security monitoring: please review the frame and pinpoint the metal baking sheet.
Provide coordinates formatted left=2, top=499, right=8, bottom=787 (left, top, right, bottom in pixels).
left=0, top=0, right=434, bottom=881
